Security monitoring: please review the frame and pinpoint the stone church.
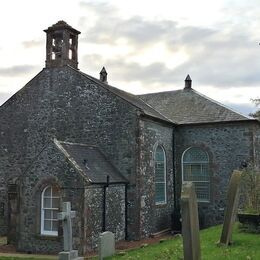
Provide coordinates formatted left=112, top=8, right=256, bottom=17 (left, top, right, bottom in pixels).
left=0, top=21, right=259, bottom=254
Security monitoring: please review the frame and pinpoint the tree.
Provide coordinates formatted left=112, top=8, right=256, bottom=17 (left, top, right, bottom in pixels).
left=250, top=98, right=260, bottom=120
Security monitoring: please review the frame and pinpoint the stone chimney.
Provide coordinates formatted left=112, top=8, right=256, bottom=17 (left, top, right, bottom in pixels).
left=44, top=21, right=81, bottom=69
left=184, top=74, right=192, bottom=90
left=100, top=67, right=108, bottom=83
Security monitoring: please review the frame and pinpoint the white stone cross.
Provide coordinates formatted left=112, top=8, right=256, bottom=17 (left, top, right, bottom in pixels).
left=58, top=202, right=76, bottom=252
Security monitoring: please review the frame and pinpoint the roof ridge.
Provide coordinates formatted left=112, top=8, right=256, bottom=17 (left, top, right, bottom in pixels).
left=139, top=86, right=255, bottom=124
left=138, top=89, right=181, bottom=96
left=57, top=140, right=99, bottom=148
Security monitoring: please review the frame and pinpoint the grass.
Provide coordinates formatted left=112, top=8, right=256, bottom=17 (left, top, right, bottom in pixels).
left=106, top=224, right=260, bottom=260
left=0, top=257, right=56, bottom=260
left=0, top=224, right=259, bottom=259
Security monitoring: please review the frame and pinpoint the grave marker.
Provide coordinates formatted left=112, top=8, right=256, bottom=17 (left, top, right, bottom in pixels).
left=181, top=182, right=201, bottom=260
left=58, top=202, right=83, bottom=260
left=220, top=170, right=242, bottom=245
left=98, top=231, right=115, bottom=260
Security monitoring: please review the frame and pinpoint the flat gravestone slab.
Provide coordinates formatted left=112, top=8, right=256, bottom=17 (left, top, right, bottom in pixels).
left=181, top=182, right=201, bottom=260
left=98, top=231, right=115, bottom=260
left=220, top=170, right=242, bottom=245
left=59, top=250, right=83, bottom=260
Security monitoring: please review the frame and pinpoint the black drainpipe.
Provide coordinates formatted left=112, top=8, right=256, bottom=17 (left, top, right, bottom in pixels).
left=172, top=130, right=181, bottom=232
left=102, top=175, right=110, bottom=232
left=124, top=183, right=128, bottom=240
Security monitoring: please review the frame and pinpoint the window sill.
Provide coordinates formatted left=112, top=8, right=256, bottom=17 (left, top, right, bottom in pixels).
left=198, top=200, right=210, bottom=205
left=155, top=202, right=167, bottom=208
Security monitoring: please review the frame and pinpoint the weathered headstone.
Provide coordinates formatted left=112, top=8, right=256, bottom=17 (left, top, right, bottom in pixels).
left=220, top=170, right=242, bottom=245
left=181, top=182, right=201, bottom=260
left=98, top=231, right=115, bottom=260
left=58, top=202, right=83, bottom=260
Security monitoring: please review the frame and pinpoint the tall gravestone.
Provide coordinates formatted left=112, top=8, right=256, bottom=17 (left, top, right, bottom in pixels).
left=220, top=170, right=242, bottom=245
left=98, top=231, right=115, bottom=260
left=181, top=182, right=201, bottom=260
left=58, top=202, right=83, bottom=260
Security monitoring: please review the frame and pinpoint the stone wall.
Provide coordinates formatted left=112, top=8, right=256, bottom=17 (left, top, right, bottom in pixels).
left=138, top=118, right=174, bottom=237
left=253, top=122, right=260, bottom=168
left=0, top=66, right=139, bottom=237
left=175, top=121, right=260, bottom=228
left=84, top=184, right=125, bottom=252
left=17, top=141, right=84, bottom=254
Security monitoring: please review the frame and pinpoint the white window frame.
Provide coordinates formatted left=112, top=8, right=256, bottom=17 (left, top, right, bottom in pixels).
left=155, top=145, right=167, bottom=205
left=41, top=186, right=59, bottom=236
left=182, top=147, right=210, bottom=202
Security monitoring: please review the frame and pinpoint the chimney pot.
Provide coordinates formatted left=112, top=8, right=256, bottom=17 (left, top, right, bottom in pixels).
left=184, top=74, right=192, bottom=90
left=100, top=67, right=108, bottom=84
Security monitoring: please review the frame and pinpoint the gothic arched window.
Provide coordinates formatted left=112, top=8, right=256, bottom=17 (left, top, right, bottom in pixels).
left=41, top=186, right=60, bottom=236
left=182, top=147, right=210, bottom=202
left=155, top=145, right=167, bottom=205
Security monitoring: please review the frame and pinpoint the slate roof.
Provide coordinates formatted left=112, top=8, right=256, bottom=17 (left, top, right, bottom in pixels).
left=55, top=140, right=128, bottom=184
left=139, top=88, right=253, bottom=124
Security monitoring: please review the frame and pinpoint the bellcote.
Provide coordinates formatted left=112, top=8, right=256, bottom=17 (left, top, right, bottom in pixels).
left=44, top=21, right=81, bottom=69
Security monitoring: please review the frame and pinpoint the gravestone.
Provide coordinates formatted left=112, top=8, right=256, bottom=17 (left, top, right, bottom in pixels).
left=220, top=170, right=242, bottom=245
left=98, top=231, right=115, bottom=260
left=58, top=202, right=83, bottom=260
left=181, top=182, right=201, bottom=260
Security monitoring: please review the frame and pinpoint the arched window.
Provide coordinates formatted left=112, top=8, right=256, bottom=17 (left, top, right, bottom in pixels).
left=182, top=147, right=210, bottom=202
left=155, top=145, right=167, bottom=205
left=41, top=186, right=60, bottom=236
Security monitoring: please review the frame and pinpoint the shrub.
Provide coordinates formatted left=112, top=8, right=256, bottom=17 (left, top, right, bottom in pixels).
left=240, top=164, right=260, bottom=214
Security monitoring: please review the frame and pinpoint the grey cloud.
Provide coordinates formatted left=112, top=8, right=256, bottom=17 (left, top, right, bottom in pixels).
left=79, top=2, right=214, bottom=47
left=224, top=102, right=257, bottom=116
left=79, top=2, right=176, bottom=46
left=172, top=34, right=260, bottom=87
left=0, top=92, right=13, bottom=106
left=79, top=1, right=118, bottom=17
left=0, top=65, right=39, bottom=77
left=82, top=54, right=183, bottom=86
left=78, top=1, right=260, bottom=89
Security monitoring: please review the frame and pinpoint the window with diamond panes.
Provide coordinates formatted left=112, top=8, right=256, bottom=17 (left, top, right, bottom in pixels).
left=182, top=147, right=210, bottom=202
left=155, top=146, right=166, bottom=204
left=41, top=186, right=60, bottom=236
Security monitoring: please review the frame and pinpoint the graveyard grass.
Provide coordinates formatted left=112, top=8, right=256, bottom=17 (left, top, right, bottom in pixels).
left=0, top=224, right=259, bottom=259
left=107, top=224, right=260, bottom=260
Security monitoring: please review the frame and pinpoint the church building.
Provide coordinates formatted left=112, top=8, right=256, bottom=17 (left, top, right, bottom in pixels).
left=0, top=21, right=259, bottom=254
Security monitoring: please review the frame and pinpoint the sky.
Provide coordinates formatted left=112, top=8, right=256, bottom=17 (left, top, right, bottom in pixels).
left=0, top=0, right=260, bottom=115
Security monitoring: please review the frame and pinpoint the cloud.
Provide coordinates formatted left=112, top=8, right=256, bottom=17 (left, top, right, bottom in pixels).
left=0, top=65, right=39, bottom=77
left=22, top=40, right=44, bottom=48
left=82, top=54, right=184, bottom=88
left=78, top=1, right=260, bottom=90
left=224, top=102, right=257, bottom=116
left=0, top=92, right=13, bottom=106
